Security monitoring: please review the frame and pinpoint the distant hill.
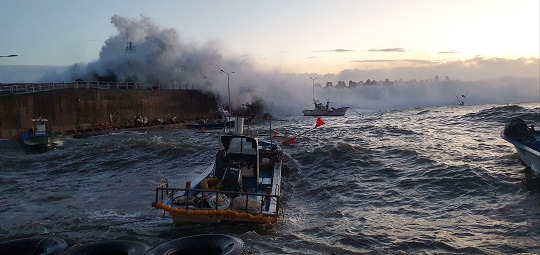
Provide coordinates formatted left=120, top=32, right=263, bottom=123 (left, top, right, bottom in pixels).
left=0, top=65, right=68, bottom=83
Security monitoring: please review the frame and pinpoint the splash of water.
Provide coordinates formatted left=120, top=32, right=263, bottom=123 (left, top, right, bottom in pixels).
left=39, top=15, right=539, bottom=117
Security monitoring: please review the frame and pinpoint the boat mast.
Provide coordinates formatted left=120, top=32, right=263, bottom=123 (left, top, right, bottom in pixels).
left=310, top=77, right=317, bottom=100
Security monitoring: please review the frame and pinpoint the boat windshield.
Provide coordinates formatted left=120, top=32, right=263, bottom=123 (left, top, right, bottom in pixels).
left=227, top=137, right=257, bottom=155
left=36, top=123, right=47, bottom=132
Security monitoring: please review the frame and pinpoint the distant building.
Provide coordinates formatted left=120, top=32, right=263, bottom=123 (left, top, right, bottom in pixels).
left=325, top=82, right=333, bottom=88
left=336, top=81, right=346, bottom=88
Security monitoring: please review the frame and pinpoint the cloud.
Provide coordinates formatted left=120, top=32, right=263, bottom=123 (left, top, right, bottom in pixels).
left=332, top=49, right=354, bottom=53
left=351, top=59, right=434, bottom=64
left=345, top=56, right=539, bottom=81
left=401, top=59, right=434, bottom=64
left=439, top=51, right=459, bottom=54
left=352, top=59, right=397, bottom=63
left=315, top=49, right=354, bottom=53
left=368, top=48, right=406, bottom=52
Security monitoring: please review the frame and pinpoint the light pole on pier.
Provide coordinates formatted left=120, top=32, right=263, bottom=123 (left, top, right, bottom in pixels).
left=220, top=69, right=235, bottom=112
left=310, top=77, right=317, bottom=99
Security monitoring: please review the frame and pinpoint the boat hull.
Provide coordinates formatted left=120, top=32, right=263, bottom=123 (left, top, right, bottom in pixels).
left=303, top=107, right=349, bottom=116
left=169, top=210, right=277, bottom=224
left=186, top=121, right=235, bottom=129
left=501, top=130, right=540, bottom=176
left=19, top=133, right=62, bottom=148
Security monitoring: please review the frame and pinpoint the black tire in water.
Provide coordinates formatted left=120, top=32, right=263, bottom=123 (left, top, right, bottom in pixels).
left=0, top=236, right=67, bottom=255
left=146, top=234, right=245, bottom=255
left=61, top=240, right=149, bottom=255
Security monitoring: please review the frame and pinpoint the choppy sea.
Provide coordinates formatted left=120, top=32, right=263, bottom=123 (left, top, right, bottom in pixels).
left=1, top=103, right=539, bottom=255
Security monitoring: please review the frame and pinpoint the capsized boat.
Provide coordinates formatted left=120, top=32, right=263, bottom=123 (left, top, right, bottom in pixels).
left=501, top=117, right=539, bottom=176
left=303, top=99, right=349, bottom=116
left=19, top=117, right=62, bottom=149
left=152, top=117, right=284, bottom=224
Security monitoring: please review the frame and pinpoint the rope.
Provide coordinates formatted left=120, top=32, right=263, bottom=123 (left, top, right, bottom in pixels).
left=208, top=194, right=231, bottom=210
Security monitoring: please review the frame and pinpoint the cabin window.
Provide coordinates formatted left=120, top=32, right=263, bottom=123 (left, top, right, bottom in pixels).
left=228, top=137, right=256, bottom=155
left=36, top=123, right=46, bottom=132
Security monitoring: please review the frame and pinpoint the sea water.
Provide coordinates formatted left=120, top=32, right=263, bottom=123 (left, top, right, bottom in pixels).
left=1, top=103, right=539, bottom=254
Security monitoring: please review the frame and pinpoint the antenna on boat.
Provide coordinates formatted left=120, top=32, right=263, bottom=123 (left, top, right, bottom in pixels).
left=125, top=30, right=136, bottom=53
left=310, top=77, right=317, bottom=100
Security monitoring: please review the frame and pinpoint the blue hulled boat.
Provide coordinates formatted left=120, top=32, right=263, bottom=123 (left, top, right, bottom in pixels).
left=19, top=117, right=61, bottom=149
left=501, top=117, right=540, bottom=176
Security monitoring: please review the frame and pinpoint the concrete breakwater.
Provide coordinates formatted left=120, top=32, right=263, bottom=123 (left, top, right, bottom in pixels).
left=0, top=88, right=218, bottom=139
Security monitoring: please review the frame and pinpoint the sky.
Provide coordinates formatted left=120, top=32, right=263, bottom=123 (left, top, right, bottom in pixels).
left=0, top=0, right=538, bottom=115
left=0, top=0, right=538, bottom=74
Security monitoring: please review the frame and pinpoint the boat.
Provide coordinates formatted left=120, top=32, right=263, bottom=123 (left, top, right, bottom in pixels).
left=19, top=117, right=62, bottom=149
left=303, top=99, right=349, bottom=116
left=187, top=106, right=235, bottom=130
left=152, top=117, right=284, bottom=224
left=501, top=117, right=539, bottom=176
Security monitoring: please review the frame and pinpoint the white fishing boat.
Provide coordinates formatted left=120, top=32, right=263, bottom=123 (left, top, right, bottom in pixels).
left=152, top=117, right=284, bottom=224
left=303, top=99, right=349, bottom=116
left=501, top=117, right=539, bottom=176
left=187, top=106, right=235, bottom=130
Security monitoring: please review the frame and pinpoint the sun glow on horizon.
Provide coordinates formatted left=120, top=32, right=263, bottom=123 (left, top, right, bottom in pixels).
left=0, top=0, right=538, bottom=77
left=244, top=0, right=539, bottom=74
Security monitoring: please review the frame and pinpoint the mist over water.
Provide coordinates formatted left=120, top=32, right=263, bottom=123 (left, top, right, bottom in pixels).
left=314, top=77, right=540, bottom=112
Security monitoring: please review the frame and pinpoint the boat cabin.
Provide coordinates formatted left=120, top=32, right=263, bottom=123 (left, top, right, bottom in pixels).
left=31, top=118, right=49, bottom=135
left=215, top=135, right=260, bottom=194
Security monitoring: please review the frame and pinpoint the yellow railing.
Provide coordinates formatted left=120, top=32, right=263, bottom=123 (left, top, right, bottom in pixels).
left=153, top=186, right=281, bottom=218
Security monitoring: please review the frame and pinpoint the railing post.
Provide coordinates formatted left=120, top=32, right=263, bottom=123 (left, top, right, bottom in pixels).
left=216, top=191, right=220, bottom=210
left=275, top=196, right=280, bottom=216
left=155, top=188, right=159, bottom=204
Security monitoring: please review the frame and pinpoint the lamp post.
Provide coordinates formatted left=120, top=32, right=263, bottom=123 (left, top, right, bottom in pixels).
left=220, top=69, right=235, bottom=112
left=310, top=77, right=317, bottom=99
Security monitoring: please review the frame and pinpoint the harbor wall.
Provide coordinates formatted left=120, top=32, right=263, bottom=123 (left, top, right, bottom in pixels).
left=0, top=89, right=218, bottom=139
